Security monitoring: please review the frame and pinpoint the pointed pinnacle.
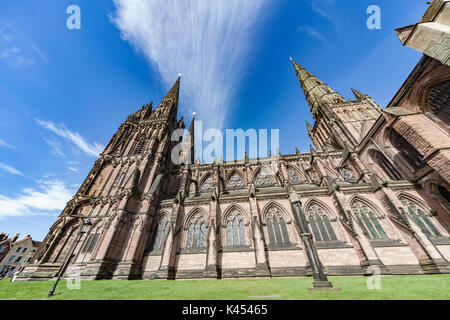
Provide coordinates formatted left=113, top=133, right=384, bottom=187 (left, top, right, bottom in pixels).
left=351, top=88, right=369, bottom=100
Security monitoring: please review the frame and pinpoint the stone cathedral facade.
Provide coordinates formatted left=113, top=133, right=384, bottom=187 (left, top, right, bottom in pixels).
left=19, top=1, right=450, bottom=281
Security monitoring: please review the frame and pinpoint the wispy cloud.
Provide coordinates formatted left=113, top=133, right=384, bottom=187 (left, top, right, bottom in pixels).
left=0, top=22, right=48, bottom=69
left=0, top=180, right=74, bottom=219
left=312, top=0, right=334, bottom=18
left=44, top=138, right=66, bottom=158
left=0, top=162, right=23, bottom=176
left=36, top=119, right=104, bottom=157
left=111, top=0, right=269, bottom=130
left=311, top=0, right=340, bottom=32
left=0, top=138, right=15, bottom=149
left=0, top=24, right=34, bottom=68
left=297, top=26, right=326, bottom=42
left=68, top=167, right=79, bottom=173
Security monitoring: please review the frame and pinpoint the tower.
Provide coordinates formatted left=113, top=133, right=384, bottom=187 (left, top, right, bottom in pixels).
left=291, top=58, right=382, bottom=150
left=28, top=77, right=189, bottom=280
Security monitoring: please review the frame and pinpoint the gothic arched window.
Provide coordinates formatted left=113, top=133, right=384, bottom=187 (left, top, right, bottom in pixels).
left=352, top=201, right=388, bottom=240
left=390, top=130, right=424, bottom=170
left=400, top=199, right=442, bottom=238
left=309, top=171, right=320, bottom=185
left=340, top=167, right=356, bottom=182
left=427, top=80, right=450, bottom=124
left=371, top=150, right=402, bottom=180
left=265, top=207, right=290, bottom=247
left=307, top=204, right=337, bottom=241
left=149, top=216, right=170, bottom=252
left=200, top=175, right=213, bottom=192
left=225, top=210, right=246, bottom=247
left=254, top=169, right=275, bottom=187
left=116, top=170, right=127, bottom=188
left=227, top=173, right=244, bottom=189
left=186, top=212, right=206, bottom=249
left=287, top=168, right=303, bottom=184
left=81, top=232, right=101, bottom=254
left=133, top=137, right=147, bottom=155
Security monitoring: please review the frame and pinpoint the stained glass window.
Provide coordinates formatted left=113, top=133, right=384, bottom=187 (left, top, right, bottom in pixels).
left=200, top=176, right=213, bottom=192
left=149, top=216, right=169, bottom=252
left=186, top=212, right=206, bottom=249
left=265, top=207, right=290, bottom=246
left=309, top=171, right=319, bottom=184
left=133, top=138, right=147, bottom=155
left=226, top=210, right=246, bottom=246
left=255, top=169, right=275, bottom=187
left=227, top=173, right=244, bottom=189
left=390, top=130, right=424, bottom=170
left=287, top=169, right=302, bottom=184
left=307, top=205, right=337, bottom=241
left=400, top=199, right=442, bottom=238
left=352, top=201, right=388, bottom=239
left=372, top=150, right=402, bottom=180
left=341, top=167, right=355, bottom=181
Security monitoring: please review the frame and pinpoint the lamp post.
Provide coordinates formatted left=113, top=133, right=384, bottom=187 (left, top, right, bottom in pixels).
left=47, top=218, right=92, bottom=298
left=288, top=186, right=340, bottom=291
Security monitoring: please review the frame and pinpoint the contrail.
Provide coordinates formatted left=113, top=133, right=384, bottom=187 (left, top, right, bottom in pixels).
left=111, top=0, right=268, bottom=130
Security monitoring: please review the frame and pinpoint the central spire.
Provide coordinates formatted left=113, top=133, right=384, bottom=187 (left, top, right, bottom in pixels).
left=290, top=57, right=346, bottom=114
left=156, top=76, right=181, bottom=121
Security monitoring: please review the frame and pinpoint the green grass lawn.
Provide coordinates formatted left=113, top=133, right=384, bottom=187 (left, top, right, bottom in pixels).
left=0, top=275, right=449, bottom=300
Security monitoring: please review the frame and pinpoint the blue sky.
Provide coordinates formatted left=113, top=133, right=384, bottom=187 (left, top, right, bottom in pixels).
left=0, top=0, right=425, bottom=240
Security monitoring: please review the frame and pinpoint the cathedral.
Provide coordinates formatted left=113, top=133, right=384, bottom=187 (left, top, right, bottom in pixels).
left=18, top=0, right=450, bottom=281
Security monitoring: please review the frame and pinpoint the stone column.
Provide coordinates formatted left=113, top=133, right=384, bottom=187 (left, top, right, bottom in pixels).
left=249, top=196, right=270, bottom=277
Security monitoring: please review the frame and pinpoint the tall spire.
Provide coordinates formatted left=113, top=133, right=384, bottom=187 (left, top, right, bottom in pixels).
left=156, top=76, right=181, bottom=120
left=290, top=57, right=346, bottom=112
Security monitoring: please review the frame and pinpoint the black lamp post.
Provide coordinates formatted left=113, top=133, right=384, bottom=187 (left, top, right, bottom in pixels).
left=47, top=218, right=92, bottom=298
left=288, top=186, right=339, bottom=291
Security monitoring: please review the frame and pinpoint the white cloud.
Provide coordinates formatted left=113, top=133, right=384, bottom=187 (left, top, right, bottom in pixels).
left=0, top=163, right=23, bottom=176
left=36, top=119, right=104, bottom=157
left=68, top=167, right=79, bottom=173
left=44, top=138, right=66, bottom=158
left=312, top=0, right=335, bottom=19
left=0, top=138, right=14, bottom=149
left=0, top=25, right=34, bottom=68
left=0, top=22, right=49, bottom=69
left=311, top=0, right=340, bottom=32
left=111, top=0, right=269, bottom=130
left=0, top=180, right=74, bottom=219
left=297, top=26, right=326, bottom=42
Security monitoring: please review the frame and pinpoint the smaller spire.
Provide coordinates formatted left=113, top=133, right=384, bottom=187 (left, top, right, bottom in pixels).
left=305, top=120, right=313, bottom=133
left=351, top=88, right=370, bottom=100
